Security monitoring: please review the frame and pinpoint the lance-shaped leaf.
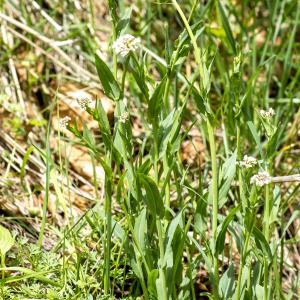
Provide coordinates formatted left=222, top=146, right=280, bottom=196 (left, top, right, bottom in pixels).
left=148, top=76, right=168, bottom=123
left=216, top=204, right=240, bottom=255
left=217, top=0, right=236, bottom=54
left=0, top=225, right=14, bottom=256
left=95, top=54, right=120, bottom=100
left=138, top=174, right=164, bottom=218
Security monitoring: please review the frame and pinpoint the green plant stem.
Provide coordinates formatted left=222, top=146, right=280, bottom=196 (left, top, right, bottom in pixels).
left=247, top=261, right=252, bottom=299
left=136, top=258, right=149, bottom=300
left=163, top=76, right=171, bottom=114
left=207, top=122, right=218, bottom=240
left=237, top=119, right=246, bottom=209
left=153, top=123, right=159, bottom=183
left=103, top=6, right=119, bottom=293
left=38, top=100, right=54, bottom=249
left=171, top=0, right=206, bottom=85
left=112, top=29, right=117, bottom=79
left=1, top=254, right=4, bottom=279
left=162, top=75, right=172, bottom=222
left=88, top=0, right=96, bottom=40
left=236, top=188, right=257, bottom=299
left=264, top=184, right=270, bottom=241
left=207, top=119, right=219, bottom=299
left=264, top=258, right=268, bottom=300
left=263, top=183, right=270, bottom=300
left=171, top=1, right=218, bottom=296
left=122, top=206, right=151, bottom=275
left=103, top=176, right=112, bottom=295
left=236, top=230, right=252, bottom=299
left=188, top=0, right=200, bottom=23
left=156, top=218, right=168, bottom=300
left=153, top=122, right=168, bottom=299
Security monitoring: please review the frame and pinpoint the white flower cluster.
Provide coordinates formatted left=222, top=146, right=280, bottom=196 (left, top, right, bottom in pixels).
left=259, top=108, right=275, bottom=118
left=250, top=171, right=272, bottom=187
left=59, top=116, right=71, bottom=129
left=112, top=34, right=141, bottom=57
left=119, top=111, right=129, bottom=123
left=77, top=97, right=92, bottom=110
left=238, top=155, right=257, bottom=169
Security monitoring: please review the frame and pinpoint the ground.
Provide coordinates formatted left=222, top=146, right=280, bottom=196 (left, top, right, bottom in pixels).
left=0, top=0, right=300, bottom=299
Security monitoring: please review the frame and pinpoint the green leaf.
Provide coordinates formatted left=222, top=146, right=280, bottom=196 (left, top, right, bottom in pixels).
left=0, top=225, right=14, bottom=256
left=171, top=22, right=204, bottom=68
left=191, top=86, right=209, bottom=118
left=255, top=284, right=264, bottom=299
left=195, top=194, right=208, bottom=234
left=107, top=0, right=118, bottom=24
left=148, top=269, right=159, bottom=296
left=269, top=186, right=281, bottom=225
left=252, top=227, right=272, bottom=260
left=148, top=76, right=168, bottom=122
left=96, top=99, right=111, bottom=134
left=116, top=8, right=132, bottom=36
left=129, top=55, right=149, bottom=100
left=216, top=204, right=240, bottom=255
left=0, top=267, right=61, bottom=287
left=163, top=210, right=184, bottom=268
left=134, top=208, right=147, bottom=253
left=244, top=208, right=255, bottom=233
left=169, top=211, right=186, bottom=286
left=20, top=146, right=34, bottom=186
left=95, top=54, right=120, bottom=100
left=247, top=121, right=263, bottom=158
left=130, top=259, right=144, bottom=280
left=187, top=234, right=214, bottom=284
left=217, top=0, right=236, bottom=54
left=82, top=122, right=95, bottom=150
left=158, top=108, right=182, bottom=159
left=219, top=263, right=235, bottom=298
left=156, top=271, right=166, bottom=300
left=266, top=127, right=280, bottom=159
left=94, top=206, right=126, bottom=242
left=219, top=150, right=237, bottom=208
left=137, top=159, right=152, bottom=175
left=138, top=174, right=164, bottom=218
left=259, top=115, right=277, bottom=138
left=67, top=118, right=82, bottom=138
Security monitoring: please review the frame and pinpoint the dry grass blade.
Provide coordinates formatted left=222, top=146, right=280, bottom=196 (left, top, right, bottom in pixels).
left=0, top=12, right=98, bottom=82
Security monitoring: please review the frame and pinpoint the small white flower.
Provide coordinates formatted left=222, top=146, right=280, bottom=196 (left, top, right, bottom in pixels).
left=59, top=116, right=71, bottom=129
left=112, top=34, right=141, bottom=57
left=250, top=171, right=272, bottom=187
left=259, top=108, right=275, bottom=118
left=119, top=111, right=129, bottom=123
left=238, top=155, right=257, bottom=169
left=77, top=97, right=93, bottom=110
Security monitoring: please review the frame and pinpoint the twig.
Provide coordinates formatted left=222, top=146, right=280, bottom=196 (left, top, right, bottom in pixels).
left=272, top=174, right=300, bottom=183
left=7, top=27, right=74, bottom=75
left=1, top=73, right=14, bottom=101
left=0, top=12, right=98, bottom=82
left=31, top=0, right=63, bottom=32
left=1, top=21, right=27, bottom=119
left=0, top=129, right=95, bottom=201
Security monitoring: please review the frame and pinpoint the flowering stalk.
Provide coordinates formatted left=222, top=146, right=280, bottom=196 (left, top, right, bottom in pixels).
left=162, top=77, right=171, bottom=223
left=263, top=180, right=271, bottom=300
left=103, top=5, right=118, bottom=293
left=115, top=49, right=153, bottom=298
left=236, top=185, right=257, bottom=299
left=38, top=100, right=55, bottom=248
left=171, top=1, right=219, bottom=297
left=207, top=118, right=219, bottom=295
left=152, top=120, right=168, bottom=300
